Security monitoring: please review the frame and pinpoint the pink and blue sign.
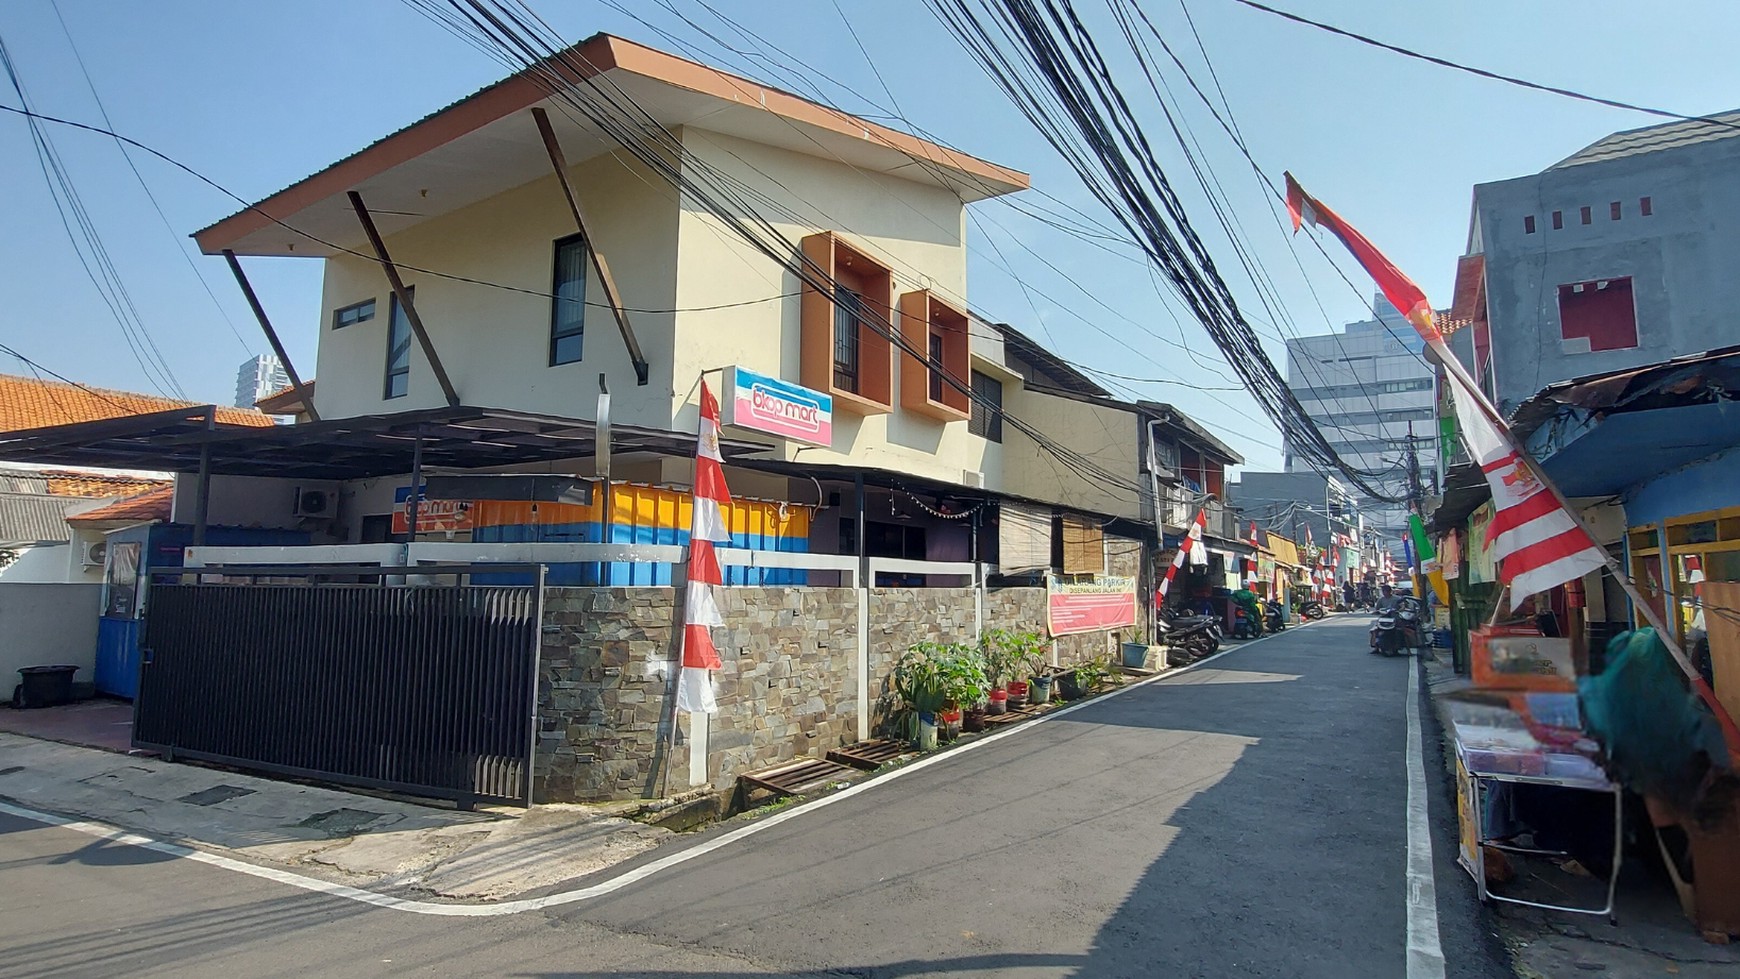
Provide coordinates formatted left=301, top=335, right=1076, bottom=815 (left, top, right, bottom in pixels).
left=722, top=365, right=833, bottom=448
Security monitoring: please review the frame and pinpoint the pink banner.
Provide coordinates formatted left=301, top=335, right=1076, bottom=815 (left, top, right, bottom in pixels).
left=1047, top=575, right=1138, bottom=636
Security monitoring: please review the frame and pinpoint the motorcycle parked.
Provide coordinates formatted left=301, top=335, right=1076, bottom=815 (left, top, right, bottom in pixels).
left=1300, top=600, right=1326, bottom=620
left=1160, top=612, right=1221, bottom=666
left=1264, top=599, right=1286, bottom=633
left=1369, top=596, right=1426, bottom=657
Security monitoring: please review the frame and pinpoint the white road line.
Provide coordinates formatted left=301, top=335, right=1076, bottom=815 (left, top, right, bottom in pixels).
left=1405, top=656, right=1448, bottom=978
left=0, top=619, right=1311, bottom=916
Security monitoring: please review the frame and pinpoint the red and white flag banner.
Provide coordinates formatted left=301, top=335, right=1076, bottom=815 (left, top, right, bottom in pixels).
left=1286, top=173, right=1606, bottom=610
left=677, top=381, right=734, bottom=714
left=1157, top=508, right=1209, bottom=605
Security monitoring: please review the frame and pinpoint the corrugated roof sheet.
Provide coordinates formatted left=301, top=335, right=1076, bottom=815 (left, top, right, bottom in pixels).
left=0, top=492, right=83, bottom=545
left=65, top=485, right=174, bottom=526
left=0, top=374, right=274, bottom=434
left=1551, top=110, right=1740, bottom=170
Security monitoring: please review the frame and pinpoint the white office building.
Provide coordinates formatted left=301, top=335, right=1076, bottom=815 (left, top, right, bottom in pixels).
left=234, top=354, right=289, bottom=413
left=1282, top=295, right=1440, bottom=544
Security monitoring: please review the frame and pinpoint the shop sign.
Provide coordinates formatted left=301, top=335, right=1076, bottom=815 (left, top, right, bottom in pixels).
left=392, top=487, right=475, bottom=535
left=1046, top=574, right=1138, bottom=636
left=722, top=365, right=832, bottom=447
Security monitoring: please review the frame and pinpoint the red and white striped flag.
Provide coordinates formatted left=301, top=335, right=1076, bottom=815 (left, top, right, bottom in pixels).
left=1287, top=173, right=1606, bottom=610
left=1156, top=508, right=1208, bottom=605
left=677, top=381, right=733, bottom=714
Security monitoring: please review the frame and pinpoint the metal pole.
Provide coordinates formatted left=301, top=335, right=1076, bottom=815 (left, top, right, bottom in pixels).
left=348, top=191, right=461, bottom=407
left=406, top=432, right=424, bottom=551
left=221, top=250, right=320, bottom=422
left=193, top=406, right=214, bottom=547
left=854, top=472, right=868, bottom=586
left=525, top=563, right=546, bottom=807
left=532, top=107, right=650, bottom=385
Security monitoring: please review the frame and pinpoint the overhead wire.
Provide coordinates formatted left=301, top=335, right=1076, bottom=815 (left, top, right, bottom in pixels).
left=410, top=0, right=1149, bottom=499
left=0, top=30, right=186, bottom=400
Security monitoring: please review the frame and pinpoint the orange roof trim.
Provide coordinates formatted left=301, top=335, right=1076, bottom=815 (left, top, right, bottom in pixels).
left=194, top=34, right=1028, bottom=254
left=66, top=485, right=175, bottom=526
left=0, top=374, right=274, bottom=434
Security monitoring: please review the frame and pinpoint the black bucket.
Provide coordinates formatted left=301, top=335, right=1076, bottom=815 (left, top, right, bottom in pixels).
left=13, top=665, right=78, bottom=709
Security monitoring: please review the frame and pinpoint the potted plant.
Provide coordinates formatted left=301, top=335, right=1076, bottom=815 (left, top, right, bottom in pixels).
left=999, top=630, right=1051, bottom=705
left=1119, top=630, right=1150, bottom=670
left=934, top=642, right=987, bottom=742
left=1075, top=655, right=1116, bottom=695
left=1055, top=663, right=1084, bottom=700
left=980, top=630, right=1013, bottom=714
left=891, top=644, right=949, bottom=750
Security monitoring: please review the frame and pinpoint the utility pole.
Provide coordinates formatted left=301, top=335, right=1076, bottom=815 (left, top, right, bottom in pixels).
left=1404, top=421, right=1426, bottom=591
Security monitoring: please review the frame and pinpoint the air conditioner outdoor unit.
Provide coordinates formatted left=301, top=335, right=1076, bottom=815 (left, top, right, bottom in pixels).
left=81, top=540, right=107, bottom=567
left=293, top=488, right=333, bottom=518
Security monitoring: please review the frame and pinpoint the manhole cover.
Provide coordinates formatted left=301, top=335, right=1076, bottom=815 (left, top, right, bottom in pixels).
left=297, top=807, right=387, bottom=836
left=178, top=784, right=257, bottom=806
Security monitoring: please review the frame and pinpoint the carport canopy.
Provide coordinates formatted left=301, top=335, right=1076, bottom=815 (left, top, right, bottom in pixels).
left=0, top=405, right=766, bottom=480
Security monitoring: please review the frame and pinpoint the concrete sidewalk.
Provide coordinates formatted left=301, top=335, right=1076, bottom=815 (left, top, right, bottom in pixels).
left=1420, top=652, right=1740, bottom=977
left=0, top=732, right=675, bottom=902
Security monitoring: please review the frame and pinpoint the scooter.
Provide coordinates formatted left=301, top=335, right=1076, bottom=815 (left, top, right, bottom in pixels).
left=1369, top=596, right=1425, bottom=657
left=1300, top=600, right=1327, bottom=620
left=1264, top=599, right=1286, bottom=633
left=1160, top=612, right=1221, bottom=666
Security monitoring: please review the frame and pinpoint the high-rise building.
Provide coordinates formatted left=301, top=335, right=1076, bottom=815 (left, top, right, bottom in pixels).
left=234, top=354, right=289, bottom=413
left=1282, top=295, right=1440, bottom=543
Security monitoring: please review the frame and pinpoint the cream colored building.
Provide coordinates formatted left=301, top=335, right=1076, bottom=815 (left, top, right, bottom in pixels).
left=184, top=33, right=1249, bottom=568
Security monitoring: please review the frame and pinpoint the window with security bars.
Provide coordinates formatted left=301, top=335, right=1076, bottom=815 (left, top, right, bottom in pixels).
left=550, top=234, right=587, bottom=365
left=384, top=287, right=413, bottom=399
left=834, top=286, right=863, bottom=392
left=928, top=332, right=946, bottom=401
left=969, top=370, right=1002, bottom=442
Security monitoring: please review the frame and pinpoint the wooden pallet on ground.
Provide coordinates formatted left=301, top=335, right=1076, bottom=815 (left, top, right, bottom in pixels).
left=826, top=738, right=908, bottom=770
left=983, top=704, right=1043, bottom=726
left=737, top=757, right=859, bottom=799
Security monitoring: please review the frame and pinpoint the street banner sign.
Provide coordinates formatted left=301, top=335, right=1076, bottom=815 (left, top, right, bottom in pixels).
left=1047, top=574, right=1138, bottom=636
left=721, top=365, right=833, bottom=447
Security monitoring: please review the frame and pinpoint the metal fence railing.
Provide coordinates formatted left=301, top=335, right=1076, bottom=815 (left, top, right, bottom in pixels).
left=134, top=579, right=541, bottom=807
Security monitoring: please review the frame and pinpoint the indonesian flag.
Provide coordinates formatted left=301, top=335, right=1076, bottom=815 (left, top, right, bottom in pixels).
left=1304, top=524, right=1315, bottom=550
left=677, top=381, right=733, bottom=713
left=1249, top=521, right=1261, bottom=549
left=1287, top=173, right=1606, bottom=609
left=1157, top=508, right=1209, bottom=605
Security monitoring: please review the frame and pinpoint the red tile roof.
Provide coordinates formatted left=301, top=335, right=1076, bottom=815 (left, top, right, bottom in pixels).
left=0, top=374, right=274, bottom=433
left=65, top=485, right=175, bottom=525
left=41, top=471, right=171, bottom=498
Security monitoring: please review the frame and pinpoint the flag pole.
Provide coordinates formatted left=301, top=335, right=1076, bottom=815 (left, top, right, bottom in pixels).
left=1428, top=343, right=1739, bottom=750
left=1285, top=171, right=1739, bottom=750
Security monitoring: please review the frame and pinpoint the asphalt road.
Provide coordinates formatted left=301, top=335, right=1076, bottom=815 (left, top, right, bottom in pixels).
left=0, top=617, right=1511, bottom=978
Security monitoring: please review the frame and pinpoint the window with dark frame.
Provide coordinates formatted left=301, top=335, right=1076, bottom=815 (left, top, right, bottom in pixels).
left=384, top=287, right=413, bottom=399
left=928, top=331, right=946, bottom=401
left=1523, top=215, right=1536, bottom=234
left=332, top=298, right=376, bottom=329
left=550, top=234, right=588, bottom=365
left=969, top=369, right=1002, bottom=442
left=834, top=286, right=863, bottom=392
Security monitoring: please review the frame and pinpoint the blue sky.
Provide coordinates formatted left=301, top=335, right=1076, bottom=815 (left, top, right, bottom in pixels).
left=3, top=0, right=1737, bottom=472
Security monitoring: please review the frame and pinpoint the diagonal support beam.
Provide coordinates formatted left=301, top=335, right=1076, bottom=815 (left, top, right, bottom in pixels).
left=347, top=191, right=462, bottom=407
left=222, top=250, right=321, bottom=422
left=532, top=107, right=650, bottom=386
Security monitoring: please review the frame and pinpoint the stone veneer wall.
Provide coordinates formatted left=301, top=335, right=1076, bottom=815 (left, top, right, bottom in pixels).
left=535, top=582, right=1122, bottom=803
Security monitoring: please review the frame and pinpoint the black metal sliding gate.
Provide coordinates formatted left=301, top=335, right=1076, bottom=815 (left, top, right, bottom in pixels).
left=135, top=582, right=541, bottom=806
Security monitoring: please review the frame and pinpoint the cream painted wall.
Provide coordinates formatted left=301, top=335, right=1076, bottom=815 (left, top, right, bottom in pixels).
left=669, top=128, right=1000, bottom=487
left=1002, top=388, right=1141, bottom=520
left=313, top=144, right=681, bottom=426
left=302, top=124, right=1083, bottom=502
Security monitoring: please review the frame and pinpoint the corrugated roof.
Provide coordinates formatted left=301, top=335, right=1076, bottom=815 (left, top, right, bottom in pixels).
left=0, top=492, right=83, bottom=545
left=0, top=374, right=273, bottom=433
left=65, top=485, right=174, bottom=527
left=1551, top=110, right=1740, bottom=170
